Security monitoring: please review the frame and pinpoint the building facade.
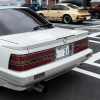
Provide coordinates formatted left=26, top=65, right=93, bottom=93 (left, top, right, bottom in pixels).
left=25, top=0, right=91, bottom=7
left=35, top=0, right=59, bottom=7
left=60, top=0, right=91, bottom=6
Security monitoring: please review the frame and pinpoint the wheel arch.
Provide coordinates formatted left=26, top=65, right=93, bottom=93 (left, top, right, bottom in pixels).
left=62, top=14, right=72, bottom=24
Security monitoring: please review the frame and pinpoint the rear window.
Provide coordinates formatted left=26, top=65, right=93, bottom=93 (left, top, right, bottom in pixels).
left=68, top=4, right=79, bottom=9
left=0, top=8, right=51, bottom=36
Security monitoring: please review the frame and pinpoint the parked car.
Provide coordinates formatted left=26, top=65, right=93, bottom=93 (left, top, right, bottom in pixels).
left=22, top=3, right=41, bottom=11
left=89, top=4, right=100, bottom=18
left=0, top=6, right=92, bottom=92
left=37, top=3, right=91, bottom=24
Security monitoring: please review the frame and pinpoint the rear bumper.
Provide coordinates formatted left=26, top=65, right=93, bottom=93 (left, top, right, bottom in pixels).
left=0, top=48, right=92, bottom=91
left=75, top=15, right=91, bottom=22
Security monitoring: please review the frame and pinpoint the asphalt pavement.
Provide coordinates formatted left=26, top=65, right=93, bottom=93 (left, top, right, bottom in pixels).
left=2, top=19, right=100, bottom=100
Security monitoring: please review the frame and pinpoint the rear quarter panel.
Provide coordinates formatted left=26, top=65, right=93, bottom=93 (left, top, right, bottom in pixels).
left=63, top=10, right=78, bottom=21
left=0, top=45, right=11, bottom=69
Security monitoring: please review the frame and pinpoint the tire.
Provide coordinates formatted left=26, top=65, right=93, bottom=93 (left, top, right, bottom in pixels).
left=63, top=15, right=72, bottom=24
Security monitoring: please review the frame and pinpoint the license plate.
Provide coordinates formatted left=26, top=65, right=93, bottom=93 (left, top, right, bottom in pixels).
left=56, top=45, right=70, bottom=59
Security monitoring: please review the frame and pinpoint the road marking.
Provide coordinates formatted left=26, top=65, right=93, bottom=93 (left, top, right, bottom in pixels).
left=73, top=67, right=100, bottom=79
left=89, top=40, right=100, bottom=44
left=87, top=25, right=100, bottom=28
left=84, top=52, right=100, bottom=68
left=54, top=23, right=83, bottom=28
left=88, top=32, right=100, bottom=37
left=88, top=36, right=100, bottom=39
left=76, top=25, right=100, bottom=29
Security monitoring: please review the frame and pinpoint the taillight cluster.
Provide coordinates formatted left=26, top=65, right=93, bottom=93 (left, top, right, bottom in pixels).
left=9, top=48, right=56, bottom=71
left=73, top=38, right=88, bottom=53
left=8, top=38, right=88, bottom=71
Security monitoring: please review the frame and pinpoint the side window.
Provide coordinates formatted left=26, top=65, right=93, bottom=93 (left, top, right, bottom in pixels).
left=58, top=5, right=69, bottom=10
left=63, top=6, right=69, bottom=10
left=51, top=5, right=69, bottom=10
left=51, top=5, right=59, bottom=10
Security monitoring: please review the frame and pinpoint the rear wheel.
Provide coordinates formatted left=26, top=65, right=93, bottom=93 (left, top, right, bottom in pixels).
left=63, top=15, right=72, bottom=24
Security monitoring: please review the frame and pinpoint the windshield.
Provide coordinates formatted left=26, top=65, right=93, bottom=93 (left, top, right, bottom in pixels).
left=0, top=8, right=52, bottom=36
left=67, top=4, right=79, bottom=9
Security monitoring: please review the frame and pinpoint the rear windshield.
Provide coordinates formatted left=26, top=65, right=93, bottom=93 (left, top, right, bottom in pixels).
left=68, top=4, right=79, bottom=9
left=0, top=8, right=51, bottom=36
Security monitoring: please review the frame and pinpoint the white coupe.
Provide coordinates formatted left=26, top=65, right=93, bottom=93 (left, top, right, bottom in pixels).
left=0, top=6, right=92, bottom=92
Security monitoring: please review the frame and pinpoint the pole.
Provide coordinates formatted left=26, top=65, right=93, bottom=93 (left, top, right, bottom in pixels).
left=82, top=0, right=87, bottom=8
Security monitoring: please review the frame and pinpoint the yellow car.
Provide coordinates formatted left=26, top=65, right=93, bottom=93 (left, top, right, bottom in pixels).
left=37, top=3, right=91, bottom=24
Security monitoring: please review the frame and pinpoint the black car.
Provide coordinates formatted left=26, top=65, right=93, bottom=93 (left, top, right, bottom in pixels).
left=22, top=3, right=41, bottom=11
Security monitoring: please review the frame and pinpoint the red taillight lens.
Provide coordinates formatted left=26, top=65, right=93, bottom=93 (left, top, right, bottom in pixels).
left=9, top=48, right=56, bottom=71
left=73, top=38, right=88, bottom=53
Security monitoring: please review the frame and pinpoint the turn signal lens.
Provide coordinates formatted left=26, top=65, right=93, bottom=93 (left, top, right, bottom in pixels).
left=73, top=38, right=88, bottom=53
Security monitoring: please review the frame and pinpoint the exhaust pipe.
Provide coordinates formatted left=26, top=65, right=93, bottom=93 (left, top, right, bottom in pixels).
left=29, top=81, right=48, bottom=93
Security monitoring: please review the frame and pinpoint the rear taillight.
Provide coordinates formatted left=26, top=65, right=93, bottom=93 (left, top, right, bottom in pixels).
left=73, top=38, right=88, bottom=53
left=9, top=48, right=56, bottom=71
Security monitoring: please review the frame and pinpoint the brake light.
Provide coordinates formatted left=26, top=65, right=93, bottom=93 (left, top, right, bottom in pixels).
left=73, top=38, right=88, bottom=53
left=9, top=48, right=56, bottom=71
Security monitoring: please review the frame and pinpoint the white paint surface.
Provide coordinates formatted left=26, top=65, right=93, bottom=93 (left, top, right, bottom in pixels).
left=89, top=40, right=100, bottom=44
left=88, top=32, right=100, bottom=38
left=85, top=52, right=100, bottom=68
left=73, top=67, right=100, bottom=79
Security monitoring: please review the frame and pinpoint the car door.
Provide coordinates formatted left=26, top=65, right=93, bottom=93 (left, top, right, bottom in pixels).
left=43, top=5, right=69, bottom=21
left=45, top=5, right=61, bottom=21
left=54, top=5, right=70, bottom=20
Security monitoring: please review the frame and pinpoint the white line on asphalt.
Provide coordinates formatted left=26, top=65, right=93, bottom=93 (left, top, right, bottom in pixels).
left=85, top=52, right=100, bottom=63
left=89, top=24, right=100, bottom=27
left=76, top=25, right=100, bottom=30
left=89, top=40, right=100, bottom=44
left=85, top=62, right=100, bottom=68
left=73, top=67, right=100, bottom=79
left=88, top=32, right=100, bottom=37
left=84, top=52, right=100, bottom=68
left=88, top=36, right=100, bottom=39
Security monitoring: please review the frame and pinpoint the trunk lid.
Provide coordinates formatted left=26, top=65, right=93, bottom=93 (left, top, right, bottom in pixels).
left=0, top=27, right=88, bottom=50
left=78, top=9, right=90, bottom=15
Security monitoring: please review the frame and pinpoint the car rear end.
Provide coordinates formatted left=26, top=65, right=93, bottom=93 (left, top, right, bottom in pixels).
left=0, top=28, right=92, bottom=91
left=76, top=9, right=91, bottom=22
